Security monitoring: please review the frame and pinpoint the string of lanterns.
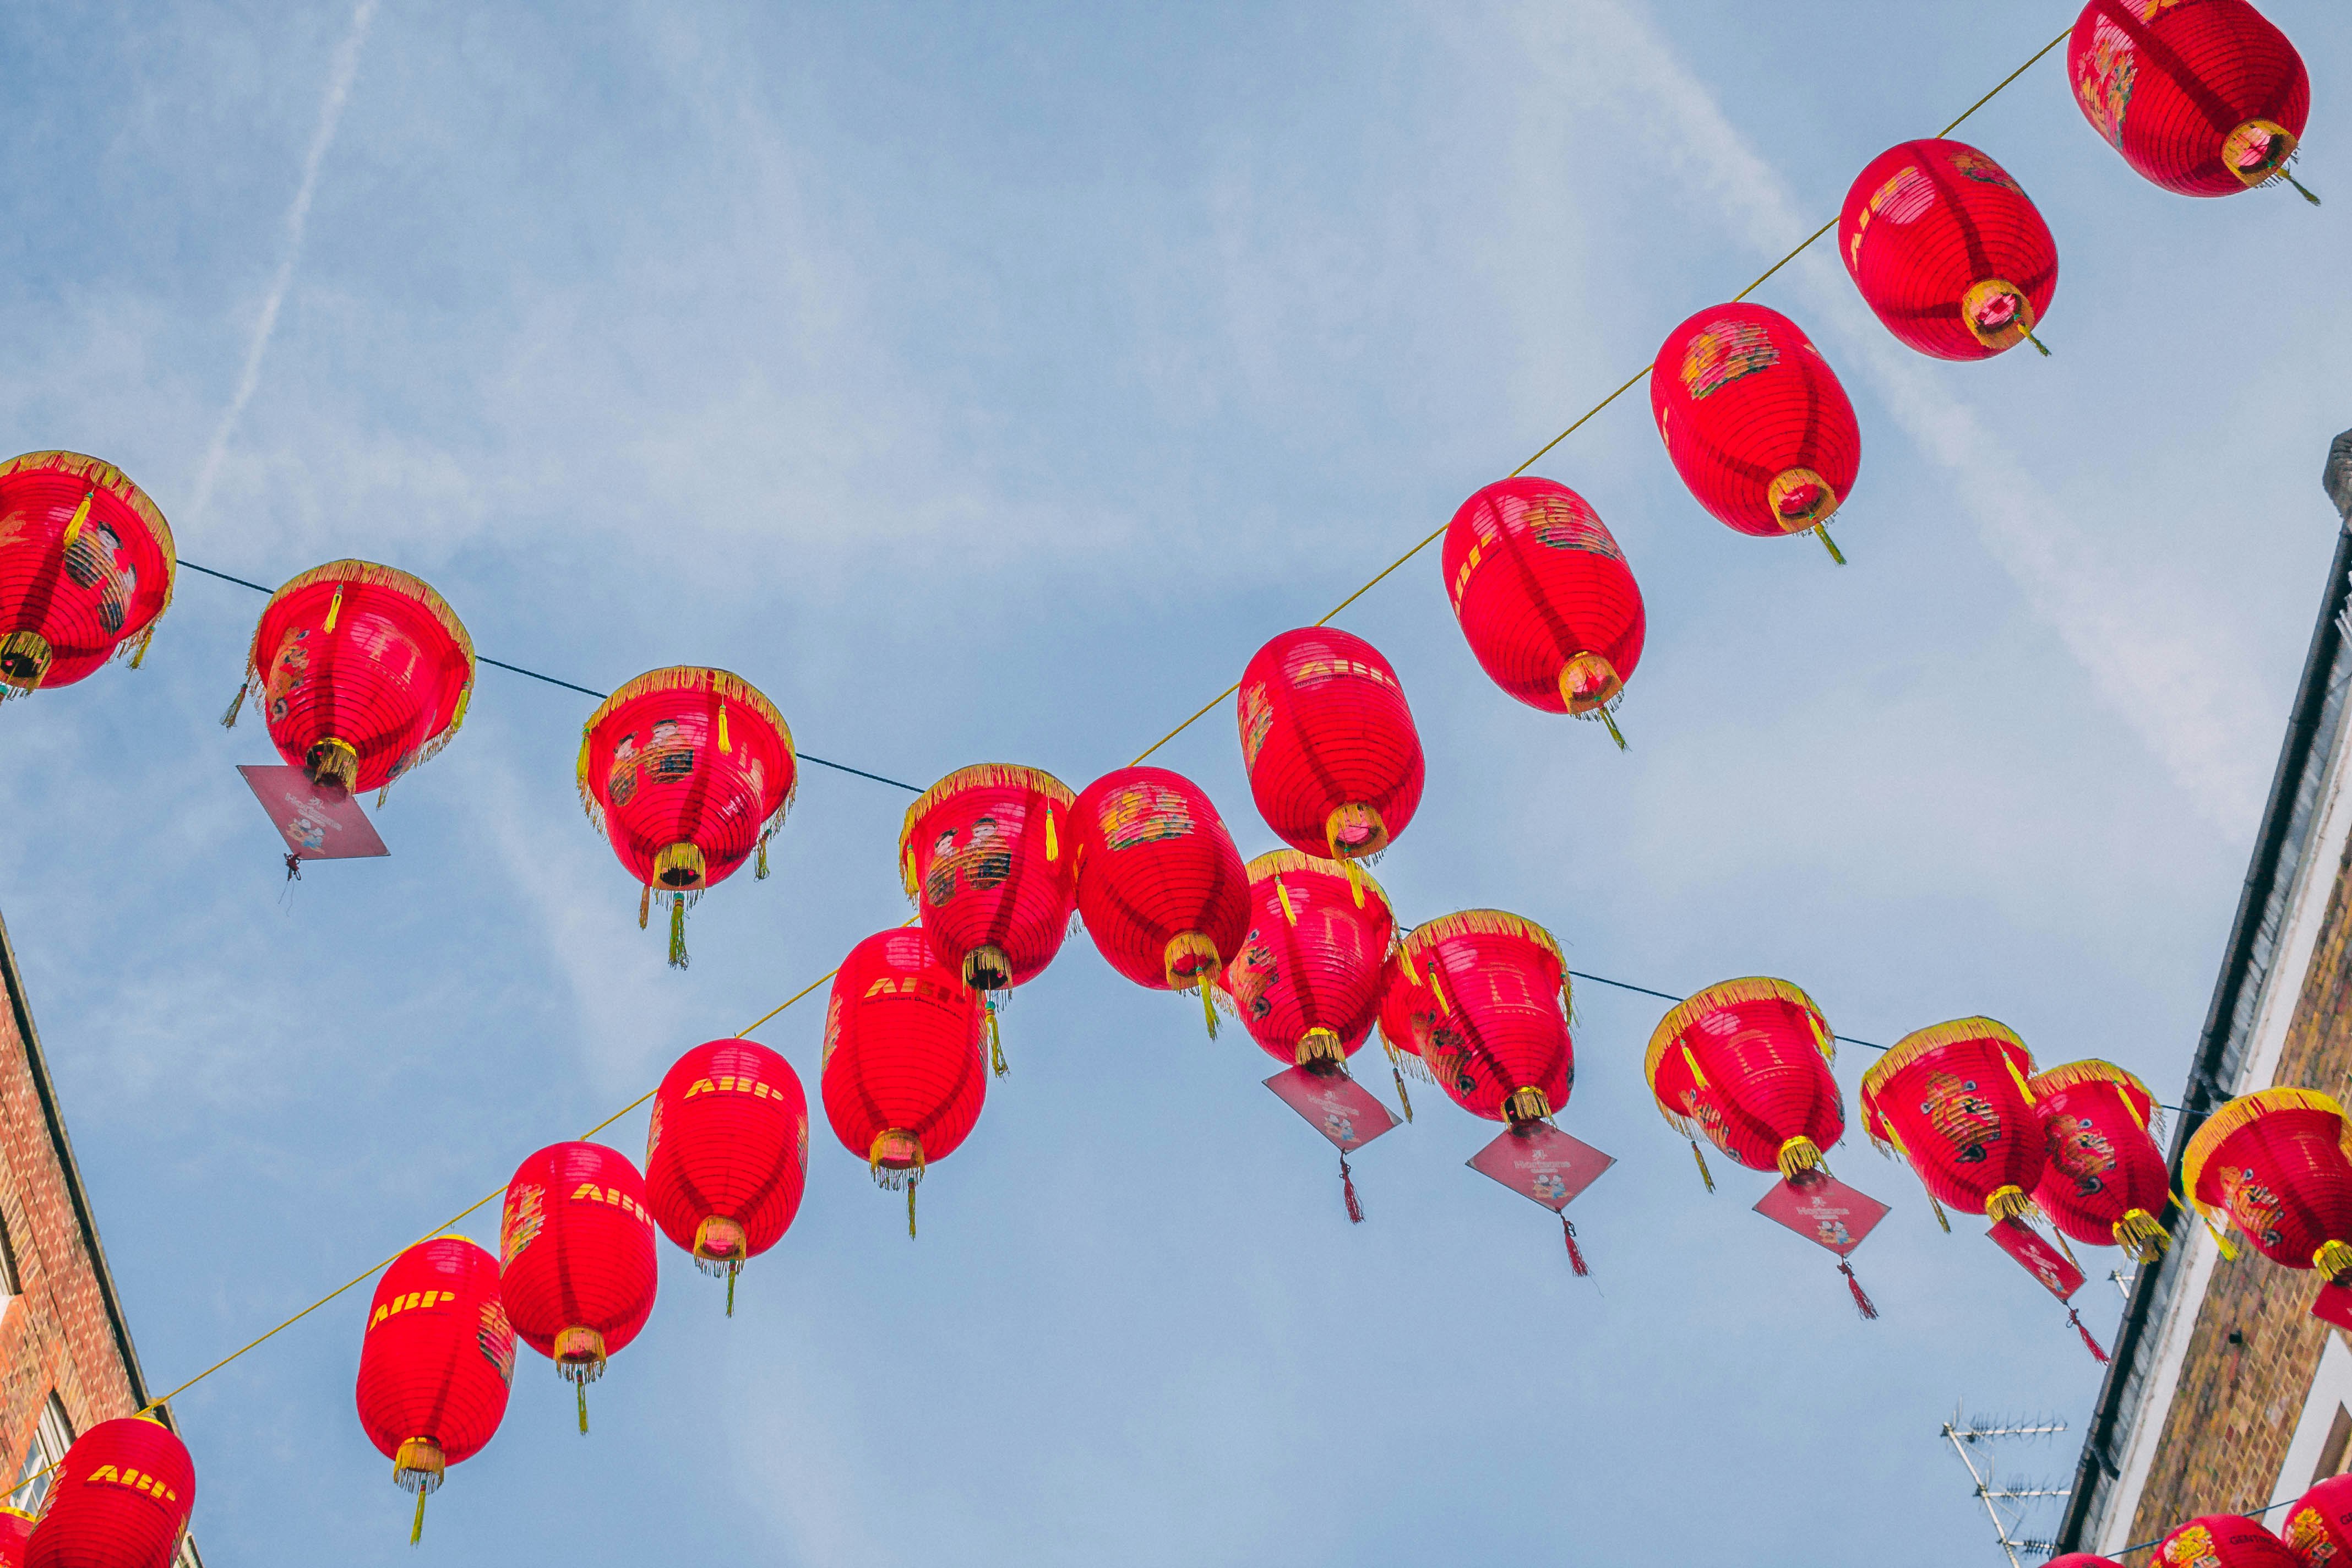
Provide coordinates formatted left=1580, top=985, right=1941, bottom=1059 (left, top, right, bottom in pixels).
left=0, top=1, right=2326, bottom=1558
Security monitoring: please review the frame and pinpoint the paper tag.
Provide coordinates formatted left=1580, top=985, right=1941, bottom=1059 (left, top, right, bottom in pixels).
left=1751, top=1173, right=1890, bottom=1257
left=1262, top=1067, right=1399, bottom=1153
left=1987, top=1217, right=2085, bottom=1301
left=1466, top=1121, right=1615, bottom=1213
left=238, top=765, right=390, bottom=860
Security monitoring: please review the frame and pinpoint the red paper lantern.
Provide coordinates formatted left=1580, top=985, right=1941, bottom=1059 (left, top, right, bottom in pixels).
left=1072, top=766, right=1251, bottom=1038
left=498, top=1141, right=659, bottom=1432
left=0, top=452, right=174, bottom=703
left=2285, top=1473, right=2352, bottom=1564
left=577, top=667, right=797, bottom=968
left=0, top=1508, right=30, bottom=1567
left=1646, top=977, right=1844, bottom=1185
left=900, top=764, right=1080, bottom=1074
left=1219, top=850, right=1395, bottom=1072
left=224, top=559, right=473, bottom=798
left=1440, top=478, right=1646, bottom=745
left=2044, top=1558, right=2122, bottom=1568
left=1859, top=1018, right=2045, bottom=1226
left=1377, top=910, right=1571, bottom=1126
left=1838, top=139, right=2060, bottom=361
left=2029, top=1059, right=2173, bottom=1263
left=2069, top=0, right=2316, bottom=203
left=353, top=1236, right=514, bottom=1543
left=22, top=1416, right=193, bottom=1568
left=2156, top=1515, right=2303, bottom=1566
left=646, top=1038, right=809, bottom=1311
left=1237, top=627, right=1425, bottom=865
left=820, top=928, right=988, bottom=1238
left=1375, top=948, right=1434, bottom=1088
left=1649, top=303, right=1862, bottom=563
left=2182, top=1087, right=2352, bottom=1280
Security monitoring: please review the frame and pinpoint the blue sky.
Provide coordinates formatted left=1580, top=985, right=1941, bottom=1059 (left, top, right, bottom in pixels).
left=1, top=1, right=2346, bottom=1562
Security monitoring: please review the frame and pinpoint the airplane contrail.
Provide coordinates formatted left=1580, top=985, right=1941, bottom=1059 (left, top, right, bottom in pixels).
left=188, top=0, right=380, bottom=524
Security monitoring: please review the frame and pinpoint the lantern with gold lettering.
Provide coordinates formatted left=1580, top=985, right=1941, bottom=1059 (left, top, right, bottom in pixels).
left=2068, top=0, right=2316, bottom=203
left=2155, top=1514, right=2302, bottom=1566
left=0, top=451, right=175, bottom=703
left=2029, top=1060, right=2172, bottom=1264
left=2285, top=1473, right=2352, bottom=1565
left=1649, top=303, right=1861, bottom=563
left=1440, top=478, right=1646, bottom=746
left=900, top=764, right=1080, bottom=1074
left=578, top=667, right=796, bottom=969
left=1237, top=628, right=1425, bottom=871
left=1072, top=766, right=1251, bottom=1038
left=21, top=1416, right=194, bottom=1568
left=353, top=1237, right=514, bottom=1543
left=820, top=928, right=988, bottom=1238
left=2183, top=1087, right=2352, bottom=1283
left=646, top=1038, right=809, bottom=1311
left=497, top=1141, right=658, bottom=1434
left=1838, top=139, right=2060, bottom=361
left=222, top=559, right=474, bottom=799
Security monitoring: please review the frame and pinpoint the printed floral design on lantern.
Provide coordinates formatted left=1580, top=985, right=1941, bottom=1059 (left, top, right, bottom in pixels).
left=607, top=719, right=698, bottom=808
left=265, top=631, right=312, bottom=722
left=476, top=1298, right=516, bottom=1383
left=1917, top=1068, right=2001, bottom=1164
left=1526, top=494, right=1624, bottom=560
left=499, top=1183, right=545, bottom=1265
left=2286, top=1505, right=2334, bottom=1560
left=2075, top=20, right=2138, bottom=149
left=924, top=815, right=1014, bottom=906
left=1948, top=149, right=2022, bottom=192
left=2049, top=1112, right=2119, bottom=1195
left=2220, top=1166, right=2288, bottom=1249
left=1238, top=682, right=1274, bottom=769
left=61, top=522, right=136, bottom=633
left=2163, top=1523, right=2219, bottom=1567
left=1679, top=316, right=1779, bottom=399
left=1865, top=165, right=1936, bottom=224
left=1227, top=927, right=1280, bottom=1022
left=1097, top=780, right=1195, bottom=850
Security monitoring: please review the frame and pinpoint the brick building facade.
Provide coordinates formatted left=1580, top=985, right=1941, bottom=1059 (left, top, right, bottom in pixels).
left=0, top=909, right=196, bottom=1559
left=2060, top=429, right=2352, bottom=1559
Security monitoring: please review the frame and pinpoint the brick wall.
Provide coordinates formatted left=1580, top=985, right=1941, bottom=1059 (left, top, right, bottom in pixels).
left=0, top=922, right=143, bottom=1483
left=2122, top=834, right=2352, bottom=1559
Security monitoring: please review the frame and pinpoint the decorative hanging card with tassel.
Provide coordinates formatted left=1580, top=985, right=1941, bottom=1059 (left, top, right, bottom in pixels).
left=1986, top=1216, right=2086, bottom=1300
left=1262, top=1066, right=1400, bottom=1153
left=237, top=764, right=389, bottom=862
left=1466, top=1120, right=1614, bottom=1214
left=1752, top=1172, right=1890, bottom=1257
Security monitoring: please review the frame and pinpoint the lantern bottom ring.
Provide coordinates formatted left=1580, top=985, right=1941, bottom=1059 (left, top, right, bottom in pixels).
left=1504, top=1086, right=1553, bottom=1126
left=1295, top=1028, right=1348, bottom=1070
left=304, top=736, right=360, bottom=792
left=1960, top=278, right=2038, bottom=353
left=393, top=1437, right=446, bottom=1494
left=1766, top=467, right=1840, bottom=531
left=693, top=1215, right=748, bottom=1263
left=654, top=841, right=707, bottom=890
left=2226, top=120, right=2299, bottom=186
left=868, top=1129, right=925, bottom=1190
left=552, top=1325, right=608, bottom=1380
left=0, top=630, right=51, bottom=690
left=963, top=945, right=1013, bottom=993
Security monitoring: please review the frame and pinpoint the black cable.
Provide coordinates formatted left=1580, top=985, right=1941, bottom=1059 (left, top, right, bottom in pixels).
left=178, top=556, right=923, bottom=793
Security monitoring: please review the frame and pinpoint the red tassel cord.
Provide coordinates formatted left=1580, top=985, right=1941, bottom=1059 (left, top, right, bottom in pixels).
left=1838, top=1259, right=1879, bottom=1321
left=1340, top=1152, right=1364, bottom=1225
left=2068, top=1306, right=2111, bottom=1365
left=1561, top=1215, right=1589, bottom=1277
left=283, top=852, right=303, bottom=883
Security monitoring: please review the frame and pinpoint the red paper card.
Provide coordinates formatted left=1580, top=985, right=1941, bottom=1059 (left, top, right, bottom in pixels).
left=238, top=765, right=389, bottom=861
left=1988, top=1217, right=2085, bottom=1302
left=1262, top=1068, right=1399, bottom=1153
left=1752, top=1173, right=1890, bottom=1257
left=1466, top=1122, right=1615, bottom=1213
left=2313, top=1280, right=2352, bottom=1333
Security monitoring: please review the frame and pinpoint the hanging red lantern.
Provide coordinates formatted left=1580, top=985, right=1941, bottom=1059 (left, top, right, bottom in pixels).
left=1237, top=627, right=1425, bottom=868
left=0, top=452, right=175, bottom=703
left=497, top=1141, right=659, bottom=1434
left=1838, top=139, right=2061, bottom=361
left=1649, top=303, right=1862, bottom=563
left=1071, top=766, right=1251, bottom=1038
left=820, top=928, right=988, bottom=1238
left=352, top=1236, right=515, bottom=1543
left=2029, top=1059, right=2173, bottom=1264
left=2069, top=0, right=2316, bottom=203
left=21, top=1416, right=193, bottom=1568
left=900, top=764, right=1080, bottom=1075
left=577, top=667, right=797, bottom=969
left=1859, top=1018, right=2045, bottom=1227
left=0, top=1508, right=30, bottom=1567
left=646, top=1038, right=809, bottom=1313
left=2183, top=1087, right=2352, bottom=1281
left=1375, top=948, right=1435, bottom=1092
left=2045, top=1556, right=2122, bottom=1568
left=2156, top=1515, right=2303, bottom=1566
left=222, top=559, right=473, bottom=799
left=1440, top=478, right=1645, bottom=745
left=1379, top=911, right=1572, bottom=1125
left=2286, top=1473, right=2352, bottom=1564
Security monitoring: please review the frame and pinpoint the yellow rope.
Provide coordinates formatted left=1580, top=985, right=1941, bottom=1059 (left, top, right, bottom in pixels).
left=115, top=20, right=2072, bottom=1428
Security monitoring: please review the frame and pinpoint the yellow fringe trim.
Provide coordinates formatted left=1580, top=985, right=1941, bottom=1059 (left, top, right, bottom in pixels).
left=1400, top=909, right=1568, bottom=1016
left=1985, top=1184, right=2039, bottom=1225
left=2317, top=1239, right=2352, bottom=1282
left=1296, top=1028, right=1347, bottom=1068
left=2114, top=1208, right=2169, bottom=1266
left=1645, top=976, right=1831, bottom=1111
left=0, top=450, right=178, bottom=627
left=2182, top=1086, right=2350, bottom=1222
left=577, top=666, right=797, bottom=843
left=2028, top=1058, right=2164, bottom=1141
left=1777, top=1136, right=1826, bottom=1182
left=1504, top=1086, right=1552, bottom=1125
left=1859, top=1017, right=2033, bottom=1147
left=896, top=763, right=1077, bottom=880
left=1244, top=848, right=1391, bottom=914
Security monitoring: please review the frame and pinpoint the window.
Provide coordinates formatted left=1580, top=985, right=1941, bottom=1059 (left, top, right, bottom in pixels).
left=0, top=1204, right=20, bottom=1299
left=8, top=1394, right=72, bottom=1514
left=2280, top=1333, right=2352, bottom=1496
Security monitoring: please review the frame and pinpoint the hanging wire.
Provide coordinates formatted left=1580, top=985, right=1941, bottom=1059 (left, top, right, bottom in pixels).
left=123, top=19, right=2076, bottom=1433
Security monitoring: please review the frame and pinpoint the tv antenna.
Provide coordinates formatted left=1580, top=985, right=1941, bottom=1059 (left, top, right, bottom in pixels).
left=1942, top=1404, right=2071, bottom=1566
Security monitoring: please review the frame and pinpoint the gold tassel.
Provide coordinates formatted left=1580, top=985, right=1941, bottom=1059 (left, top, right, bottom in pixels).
left=60, top=491, right=92, bottom=551
left=2284, top=170, right=2321, bottom=205
left=1691, top=1140, right=1715, bottom=1194
left=411, top=1488, right=427, bottom=1545
left=2004, top=1054, right=2037, bottom=1107
left=1598, top=707, right=1626, bottom=750
left=2114, top=1208, right=2169, bottom=1265
left=987, top=1006, right=1008, bottom=1078
left=2316, top=1239, right=2352, bottom=1282
left=638, top=884, right=651, bottom=930
left=220, top=683, right=247, bottom=728
left=668, top=896, right=688, bottom=969
left=1814, top=524, right=1846, bottom=565
left=1276, top=878, right=1298, bottom=925
left=718, top=700, right=732, bottom=753
left=1985, top=1184, right=2036, bottom=1226
left=756, top=836, right=770, bottom=880
left=449, top=684, right=470, bottom=731
left=1392, top=1065, right=1413, bottom=1121
left=1680, top=1045, right=1709, bottom=1091
left=1776, top=1136, right=1825, bottom=1182
left=1929, top=1193, right=1951, bottom=1233
left=377, top=784, right=390, bottom=808
left=1045, top=807, right=1059, bottom=862
left=2025, top=329, right=2051, bottom=357
left=1199, top=977, right=1218, bottom=1039
left=128, top=625, right=155, bottom=669
left=324, top=585, right=343, bottom=633
left=1401, top=945, right=1422, bottom=987
left=1431, top=974, right=1451, bottom=1017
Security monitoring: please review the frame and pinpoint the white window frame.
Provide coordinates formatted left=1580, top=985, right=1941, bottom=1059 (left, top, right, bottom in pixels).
left=8, top=1393, right=72, bottom=1515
